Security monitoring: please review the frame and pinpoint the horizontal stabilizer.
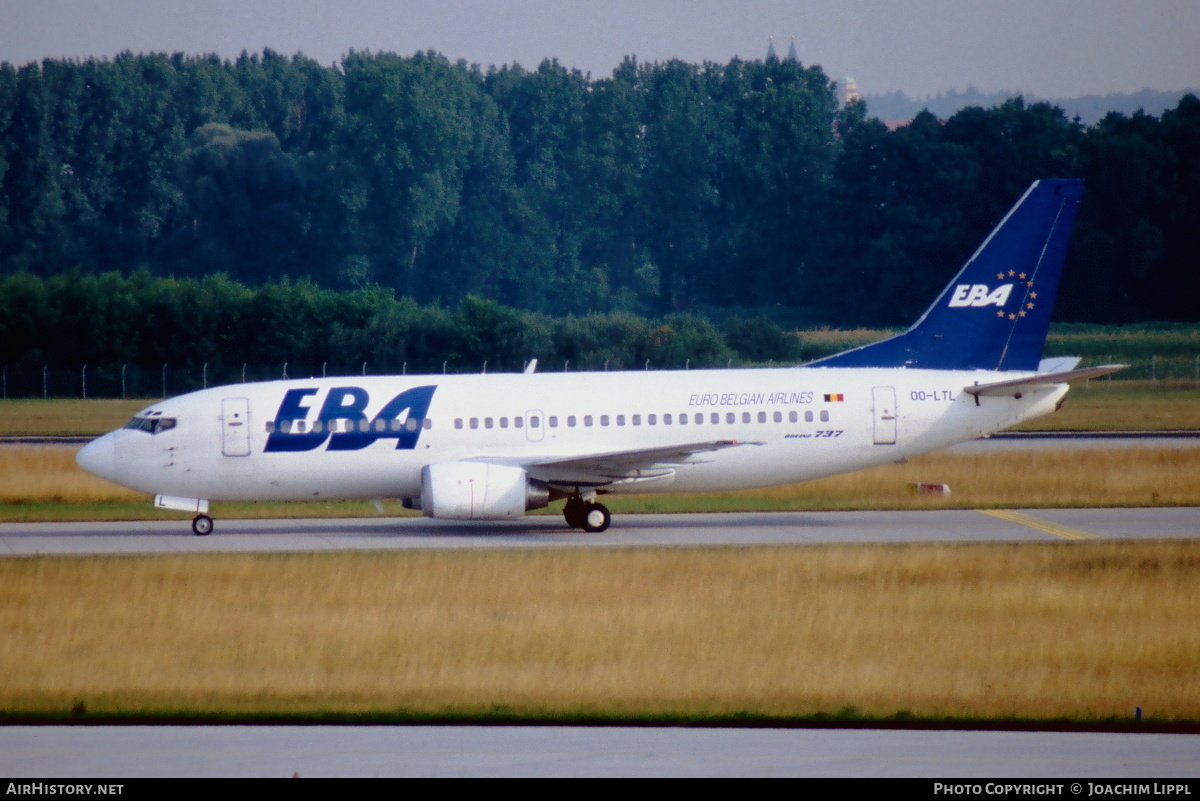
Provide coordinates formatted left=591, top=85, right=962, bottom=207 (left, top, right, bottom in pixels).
left=964, top=364, right=1128, bottom=397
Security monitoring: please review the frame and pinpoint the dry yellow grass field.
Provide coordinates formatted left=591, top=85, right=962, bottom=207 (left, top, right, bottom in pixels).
left=2, top=542, right=1197, bottom=721
left=0, top=399, right=149, bottom=436
left=0, top=446, right=145, bottom=506
left=1017, top=381, right=1200, bottom=431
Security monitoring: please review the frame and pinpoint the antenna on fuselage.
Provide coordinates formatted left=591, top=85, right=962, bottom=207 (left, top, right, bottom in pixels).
left=524, top=359, right=538, bottom=374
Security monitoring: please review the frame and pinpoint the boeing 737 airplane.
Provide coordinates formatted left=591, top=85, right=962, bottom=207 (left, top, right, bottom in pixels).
left=77, top=179, right=1122, bottom=535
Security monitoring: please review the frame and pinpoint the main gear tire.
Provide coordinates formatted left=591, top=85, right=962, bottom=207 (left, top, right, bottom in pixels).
left=580, top=502, right=611, bottom=533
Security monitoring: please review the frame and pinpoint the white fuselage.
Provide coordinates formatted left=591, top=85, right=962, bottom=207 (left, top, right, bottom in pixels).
left=80, top=366, right=1067, bottom=504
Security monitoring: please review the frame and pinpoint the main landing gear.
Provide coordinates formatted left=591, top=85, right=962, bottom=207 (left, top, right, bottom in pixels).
left=563, top=496, right=611, bottom=533
left=191, top=514, right=214, bottom=536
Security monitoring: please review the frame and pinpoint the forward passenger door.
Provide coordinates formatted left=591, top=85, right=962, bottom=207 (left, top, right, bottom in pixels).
left=221, top=397, right=252, bottom=457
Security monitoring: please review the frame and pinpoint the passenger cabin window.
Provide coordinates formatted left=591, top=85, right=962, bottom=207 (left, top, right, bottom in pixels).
left=500, top=417, right=509, bottom=428
left=568, top=415, right=577, bottom=427
left=584, top=415, right=593, bottom=427
left=758, top=411, right=767, bottom=423
left=515, top=417, right=524, bottom=428
left=773, top=411, right=782, bottom=423
left=710, top=413, right=719, bottom=424
left=804, top=411, right=814, bottom=422
left=600, top=415, right=610, bottom=427
left=632, top=414, right=641, bottom=426
left=647, top=414, right=656, bottom=425
left=549, top=416, right=558, bottom=427
left=485, top=417, right=494, bottom=429
left=616, top=414, right=625, bottom=426
left=663, top=414, right=672, bottom=425
left=530, top=416, right=540, bottom=428
left=455, top=418, right=463, bottom=429
left=820, top=410, right=830, bottom=422
left=470, top=418, right=479, bottom=429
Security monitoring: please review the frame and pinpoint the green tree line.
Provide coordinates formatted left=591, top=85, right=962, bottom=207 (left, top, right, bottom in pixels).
left=4, top=272, right=1197, bottom=398
left=1, top=50, right=1198, bottom=326
left=0, top=271, right=803, bottom=395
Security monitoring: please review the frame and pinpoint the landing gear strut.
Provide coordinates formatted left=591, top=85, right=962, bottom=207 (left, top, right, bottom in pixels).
left=191, top=514, right=214, bottom=536
left=563, top=496, right=611, bottom=533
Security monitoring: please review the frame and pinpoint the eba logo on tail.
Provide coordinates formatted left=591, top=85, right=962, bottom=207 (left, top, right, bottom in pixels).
left=948, top=284, right=1013, bottom=308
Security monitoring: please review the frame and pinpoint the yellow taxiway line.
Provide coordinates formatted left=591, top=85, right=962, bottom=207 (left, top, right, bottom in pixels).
left=978, top=509, right=1101, bottom=540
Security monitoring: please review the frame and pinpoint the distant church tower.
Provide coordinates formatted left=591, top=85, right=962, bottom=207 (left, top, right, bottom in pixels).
left=841, top=75, right=860, bottom=105
left=766, top=36, right=777, bottom=60
left=786, top=36, right=798, bottom=62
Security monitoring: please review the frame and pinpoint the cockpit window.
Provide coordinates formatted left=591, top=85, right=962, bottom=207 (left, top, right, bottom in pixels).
left=124, top=416, right=177, bottom=434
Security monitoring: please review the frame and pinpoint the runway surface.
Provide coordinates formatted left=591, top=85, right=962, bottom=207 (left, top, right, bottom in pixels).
left=4, top=726, right=1198, bottom=778
left=1, top=507, right=1197, bottom=555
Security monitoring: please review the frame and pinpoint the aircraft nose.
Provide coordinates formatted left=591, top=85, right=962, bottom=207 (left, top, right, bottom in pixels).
left=76, top=434, right=117, bottom=481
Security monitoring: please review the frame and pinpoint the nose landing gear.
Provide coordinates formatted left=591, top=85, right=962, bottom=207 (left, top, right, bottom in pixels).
left=154, top=496, right=214, bottom=536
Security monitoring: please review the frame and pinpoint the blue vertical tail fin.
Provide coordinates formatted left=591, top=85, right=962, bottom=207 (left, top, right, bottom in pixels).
left=809, top=179, right=1083, bottom=371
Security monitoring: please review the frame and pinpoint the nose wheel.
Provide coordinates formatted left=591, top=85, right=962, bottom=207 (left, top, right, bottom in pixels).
left=191, top=514, right=214, bottom=536
left=563, top=497, right=611, bottom=532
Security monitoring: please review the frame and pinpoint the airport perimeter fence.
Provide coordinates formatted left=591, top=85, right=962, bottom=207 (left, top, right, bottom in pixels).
left=3, top=356, right=1200, bottom=400
left=1077, top=355, right=1200, bottom=383
left=3, top=360, right=602, bottom=399
left=1, top=362, right=385, bottom=401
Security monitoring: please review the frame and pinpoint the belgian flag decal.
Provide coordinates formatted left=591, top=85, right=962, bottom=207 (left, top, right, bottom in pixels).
left=824, top=393, right=845, bottom=402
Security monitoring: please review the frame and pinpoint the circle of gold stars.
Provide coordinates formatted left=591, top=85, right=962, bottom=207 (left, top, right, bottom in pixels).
left=995, top=270, right=1037, bottom=321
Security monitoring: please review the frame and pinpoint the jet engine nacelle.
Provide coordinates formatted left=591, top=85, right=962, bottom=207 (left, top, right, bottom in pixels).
left=420, top=462, right=549, bottom=520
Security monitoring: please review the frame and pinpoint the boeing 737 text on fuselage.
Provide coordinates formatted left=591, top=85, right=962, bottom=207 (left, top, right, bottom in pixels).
left=77, top=179, right=1123, bottom=535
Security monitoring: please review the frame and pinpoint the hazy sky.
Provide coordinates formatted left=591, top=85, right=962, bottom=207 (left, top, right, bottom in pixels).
left=2, top=0, right=1196, bottom=99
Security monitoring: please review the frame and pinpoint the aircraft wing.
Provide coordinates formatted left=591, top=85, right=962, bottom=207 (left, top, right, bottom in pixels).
left=964, top=364, right=1128, bottom=398
left=475, top=439, right=762, bottom=486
